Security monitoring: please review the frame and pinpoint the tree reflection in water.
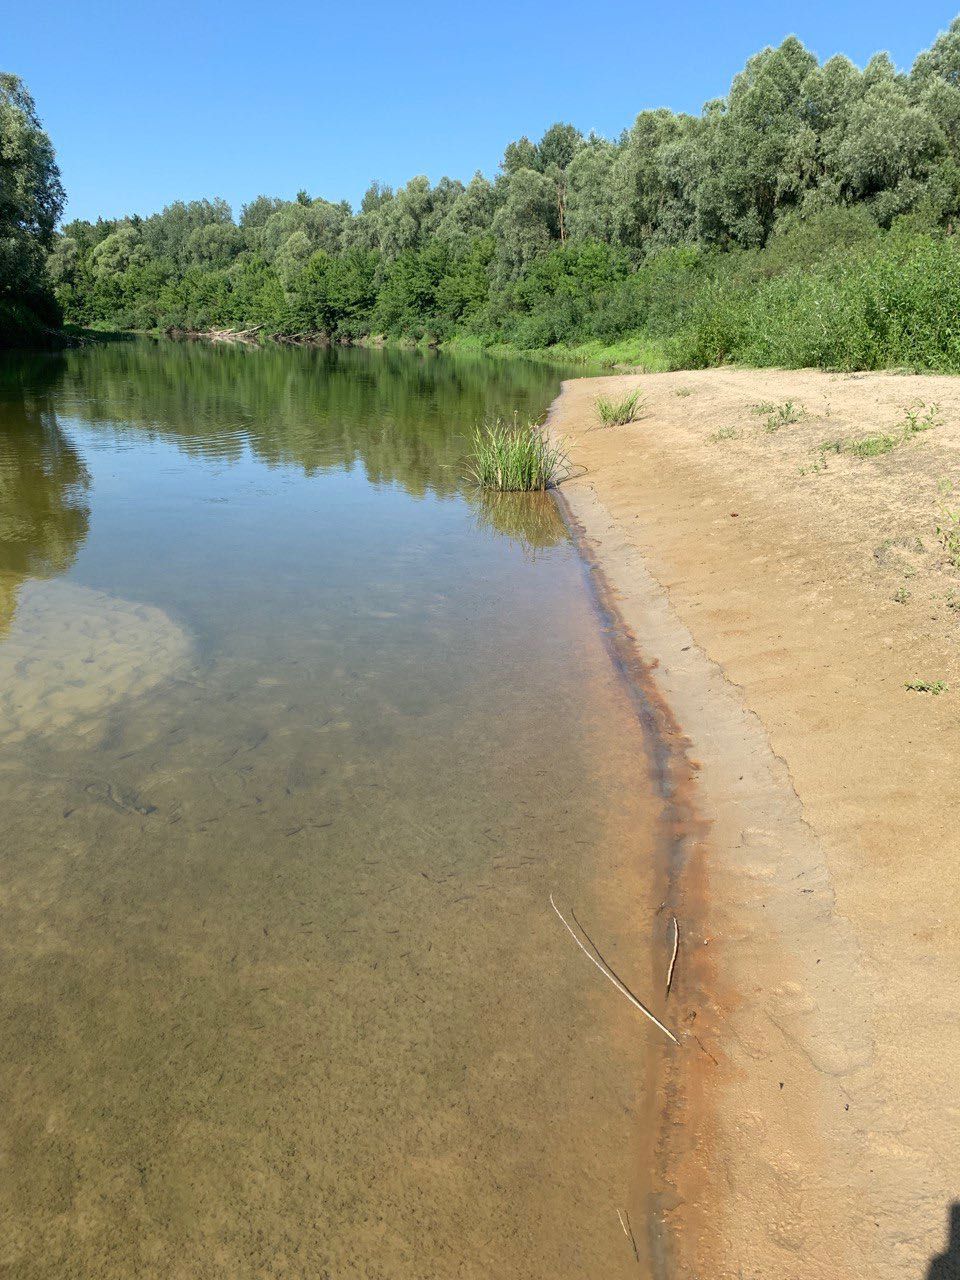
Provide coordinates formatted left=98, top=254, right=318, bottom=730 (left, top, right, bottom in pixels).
left=0, top=354, right=90, bottom=635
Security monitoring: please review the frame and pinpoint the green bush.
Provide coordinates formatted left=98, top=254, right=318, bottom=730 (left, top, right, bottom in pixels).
left=664, top=230, right=960, bottom=373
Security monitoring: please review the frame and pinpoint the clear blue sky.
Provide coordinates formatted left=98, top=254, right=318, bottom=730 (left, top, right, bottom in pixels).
left=6, top=0, right=959, bottom=225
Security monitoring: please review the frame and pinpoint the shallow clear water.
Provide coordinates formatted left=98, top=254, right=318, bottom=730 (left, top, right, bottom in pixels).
left=0, top=340, right=665, bottom=1278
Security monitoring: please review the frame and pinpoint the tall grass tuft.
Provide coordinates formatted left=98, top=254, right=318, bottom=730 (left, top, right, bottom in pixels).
left=595, top=388, right=645, bottom=426
left=468, top=418, right=569, bottom=492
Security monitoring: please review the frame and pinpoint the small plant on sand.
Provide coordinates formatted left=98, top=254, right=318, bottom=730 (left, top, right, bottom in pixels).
left=753, top=399, right=805, bottom=432
left=710, top=425, right=739, bottom=443
left=595, top=388, right=645, bottom=427
left=820, top=431, right=898, bottom=458
left=675, top=387, right=694, bottom=398
left=467, top=417, right=569, bottom=492
left=819, top=402, right=943, bottom=461
left=799, top=450, right=830, bottom=476
left=873, top=537, right=893, bottom=564
left=849, top=431, right=903, bottom=458
left=936, top=483, right=960, bottom=568
left=901, top=401, right=942, bottom=436
left=905, top=678, right=948, bottom=694
left=893, top=586, right=911, bottom=604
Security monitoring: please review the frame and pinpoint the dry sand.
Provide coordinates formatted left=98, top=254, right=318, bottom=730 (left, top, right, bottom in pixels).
left=549, top=368, right=960, bottom=1279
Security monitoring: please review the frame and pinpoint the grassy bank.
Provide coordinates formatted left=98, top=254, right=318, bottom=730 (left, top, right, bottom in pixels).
left=660, top=224, right=960, bottom=373
left=468, top=218, right=960, bottom=376
left=462, top=216, right=960, bottom=377
left=440, top=332, right=670, bottom=371
left=145, top=325, right=669, bottom=372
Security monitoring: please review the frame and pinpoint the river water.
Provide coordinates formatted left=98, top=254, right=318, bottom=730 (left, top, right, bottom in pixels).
left=0, top=339, right=667, bottom=1278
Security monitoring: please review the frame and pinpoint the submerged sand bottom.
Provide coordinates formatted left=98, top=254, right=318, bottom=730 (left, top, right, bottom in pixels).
left=0, top=565, right=676, bottom=1278
left=0, top=580, right=193, bottom=746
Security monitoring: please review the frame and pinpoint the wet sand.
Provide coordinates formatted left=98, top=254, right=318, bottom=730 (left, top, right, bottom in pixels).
left=550, top=369, right=960, bottom=1279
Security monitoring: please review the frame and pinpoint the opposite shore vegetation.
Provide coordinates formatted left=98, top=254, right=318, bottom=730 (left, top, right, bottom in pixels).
left=7, top=18, right=960, bottom=374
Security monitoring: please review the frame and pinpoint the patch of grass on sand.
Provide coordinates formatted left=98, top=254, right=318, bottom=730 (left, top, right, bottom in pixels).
left=753, top=399, right=806, bottom=432
left=710, top=426, right=740, bottom=443
left=936, top=502, right=960, bottom=567
left=905, top=678, right=948, bottom=694
left=848, top=432, right=903, bottom=458
left=468, top=418, right=568, bottom=492
left=819, top=401, right=942, bottom=460
left=595, top=388, right=645, bottom=427
left=901, top=401, right=942, bottom=435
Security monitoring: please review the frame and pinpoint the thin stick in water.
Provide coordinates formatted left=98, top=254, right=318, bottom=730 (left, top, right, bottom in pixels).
left=549, top=894, right=680, bottom=1046
left=666, top=915, right=680, bottom=998
left=617, top=1208, right=640, bottom=1263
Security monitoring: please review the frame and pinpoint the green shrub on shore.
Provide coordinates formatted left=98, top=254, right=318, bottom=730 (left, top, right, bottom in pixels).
left=468, top=419, right=568, bottom=492
left=595, top=388, right=645, bottom=426
left=664, top=230, right=960, bottom=373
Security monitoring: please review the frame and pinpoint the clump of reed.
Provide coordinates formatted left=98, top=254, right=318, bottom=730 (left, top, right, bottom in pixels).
left=468, top=418, right=568, bottom=491
left=595, top=387, right=645, bottom=427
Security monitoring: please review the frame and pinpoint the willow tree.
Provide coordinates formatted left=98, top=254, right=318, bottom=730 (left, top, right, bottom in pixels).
left=0, top=73, right=64, bottom=322
left=433, top=173, right=497, bottom=254
left=613, top=108, right=702, bottom=252
left=564, top=139, right=619, bottom=244
left=491, top=168, right=558, bottom=282
left=343, top=176, right=463, bottom=261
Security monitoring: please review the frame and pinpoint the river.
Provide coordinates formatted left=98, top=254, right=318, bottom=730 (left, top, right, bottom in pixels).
left=0, top=339, right=668, bottom=1278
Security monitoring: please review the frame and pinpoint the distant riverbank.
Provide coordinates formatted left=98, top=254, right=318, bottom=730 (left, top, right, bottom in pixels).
left=0, top=301, right=75, bottom=350
left=157, top=324, right=666, bottom=371
left=550, top=367, right=960, bottom=1278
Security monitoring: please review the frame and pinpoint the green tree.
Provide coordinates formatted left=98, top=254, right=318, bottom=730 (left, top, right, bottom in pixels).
left=0, top=73, right=64, bottom=330
left=491, top=168, right=558, bottom=282
left=697, top=38, right=820, bottom=246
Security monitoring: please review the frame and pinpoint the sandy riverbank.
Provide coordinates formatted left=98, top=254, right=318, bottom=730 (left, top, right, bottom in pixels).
left=549, top=368, right=960, bottom=1279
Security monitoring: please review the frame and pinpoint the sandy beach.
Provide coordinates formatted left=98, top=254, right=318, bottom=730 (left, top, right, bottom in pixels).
left=550, top=368, right=960, bottom=1279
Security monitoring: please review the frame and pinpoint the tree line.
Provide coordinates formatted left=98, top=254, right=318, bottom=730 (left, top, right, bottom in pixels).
left=8, top=19, right=960, bottom=364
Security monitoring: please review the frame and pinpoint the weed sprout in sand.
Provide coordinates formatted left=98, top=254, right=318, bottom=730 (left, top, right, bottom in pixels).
left=468, top=417, right=569, bottom=492
left=595, top=388, right=645, bottom=427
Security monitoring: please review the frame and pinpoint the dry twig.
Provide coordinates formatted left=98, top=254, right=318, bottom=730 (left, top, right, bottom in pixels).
left=665, top=915, right=680, bottom=997
left=549, top=894, right=679, bottom=1045
left=617, top=1208, right=640, bottom=1263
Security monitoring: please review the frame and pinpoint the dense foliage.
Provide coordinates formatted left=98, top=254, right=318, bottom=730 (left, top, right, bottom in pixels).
left=0, top=74, right=64, bottom=344
left=35, top=18, right=960, bottom=367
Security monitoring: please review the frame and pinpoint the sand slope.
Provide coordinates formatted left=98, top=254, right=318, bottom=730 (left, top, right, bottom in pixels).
left=550, top=369, right=960, bottom=1279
